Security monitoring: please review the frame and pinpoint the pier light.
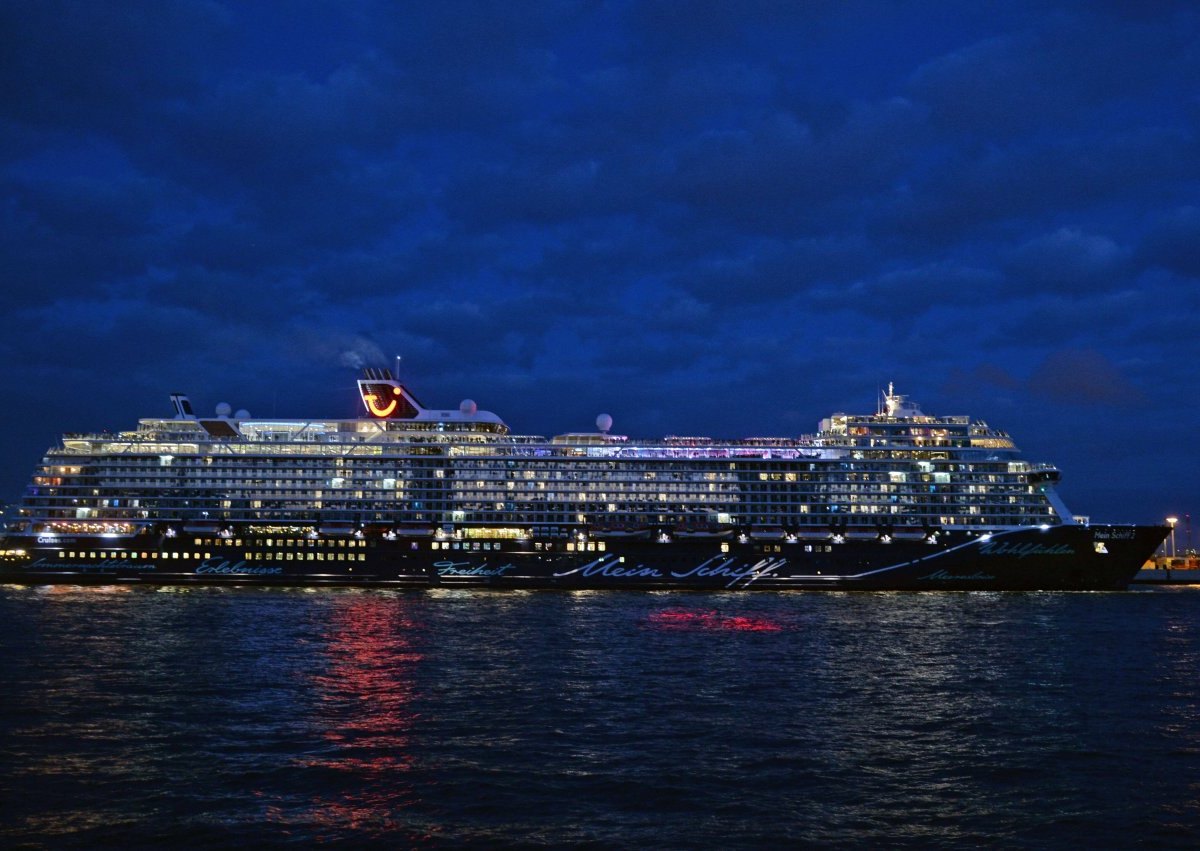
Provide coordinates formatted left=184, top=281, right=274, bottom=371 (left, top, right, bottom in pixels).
left=1167, top=516, right=1178, bottom=558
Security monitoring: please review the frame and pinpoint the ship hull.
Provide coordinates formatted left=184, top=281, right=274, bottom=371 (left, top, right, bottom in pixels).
left=0, top=525, right=1167, bottom=592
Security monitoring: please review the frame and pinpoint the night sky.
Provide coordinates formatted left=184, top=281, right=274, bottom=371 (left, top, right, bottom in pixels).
left=2, top=1, right=1197, bottom=529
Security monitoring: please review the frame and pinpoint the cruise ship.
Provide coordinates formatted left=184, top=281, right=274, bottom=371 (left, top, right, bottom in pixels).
left=0, top=370, right=1166, bottom=590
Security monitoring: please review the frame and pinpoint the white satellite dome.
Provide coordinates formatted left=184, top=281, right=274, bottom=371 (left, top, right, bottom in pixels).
left=215, top=402, right=232, bottom=417
left=460, top=399, right=478, bottom=415
left=234, top=409, right=250, bottom=419
left=596, top=413, right=613, bottom=433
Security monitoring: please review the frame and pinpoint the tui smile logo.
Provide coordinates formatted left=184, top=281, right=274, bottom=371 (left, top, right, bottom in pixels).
left=362, top=385, right=402, bottom=417
left=359, top=382, right=418, bottom=419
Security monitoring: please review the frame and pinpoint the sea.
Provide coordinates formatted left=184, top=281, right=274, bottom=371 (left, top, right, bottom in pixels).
left=1, top=585, right=1198, bottom=849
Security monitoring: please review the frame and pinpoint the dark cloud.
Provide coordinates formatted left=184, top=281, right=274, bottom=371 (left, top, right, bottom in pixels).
left=0, top=0, right=224, bottom=134
left=673, top=235, right=877, bottom=304
left=879, top=127, right=1200, bottom=246
left=0, top=171, right=171, bottom=306
left=0, top=0, right=1197, bottom=521
left=981, top=289, right=1154, bottom=352
left=1141, top=207, right=1200, bottom=279
left=1007, top=228, right=1130, bottom=295
left=1027, top=348, right=1145, bottom=407
left=660, top=98, right=929, bottom=228
left=941, top=363, right=1022, bottom=398
left=813, top=261, right=1004, bottom=319
left=908, top=9, right=1195, bottom=140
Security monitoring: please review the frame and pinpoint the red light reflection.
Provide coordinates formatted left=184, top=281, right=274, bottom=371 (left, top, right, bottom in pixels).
left=645, top=610, right=783, bottom=632
left=270, top=597, right=429, bottom=840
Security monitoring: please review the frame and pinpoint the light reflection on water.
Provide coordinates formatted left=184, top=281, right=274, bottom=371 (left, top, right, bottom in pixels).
left=281, top=595, right=425, bottom=839
left=0, top=586, right=1198, bottom=848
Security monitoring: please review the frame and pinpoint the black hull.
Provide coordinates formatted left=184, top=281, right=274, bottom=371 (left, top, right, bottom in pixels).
left=0, top=525, right=1167, bottom=592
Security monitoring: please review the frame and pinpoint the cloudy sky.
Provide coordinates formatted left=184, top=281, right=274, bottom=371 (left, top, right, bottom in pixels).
left=2, top=1, right=1197, bottom=527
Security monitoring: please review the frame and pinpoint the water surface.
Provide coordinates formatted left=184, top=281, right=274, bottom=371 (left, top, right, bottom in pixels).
left=1, top=586, right=1198, bottom=848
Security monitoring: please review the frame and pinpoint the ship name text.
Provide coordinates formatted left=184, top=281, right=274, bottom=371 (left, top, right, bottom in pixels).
left=919, top=569, right=997, bottom=581
left=671, top=556, right=787, bottom=587
left=553, top=555, right=788, bottom=585
left=978, top=541, right=1074, bottom=558
left=435, top=560, right=516, bottom=577
left=1093, top=528, right=1136, bottom=541
left=196, top=558, right=283, bottom=576
left=553, top=556, right=663, bottom=579
left=27, top=557, right=157, bottom=572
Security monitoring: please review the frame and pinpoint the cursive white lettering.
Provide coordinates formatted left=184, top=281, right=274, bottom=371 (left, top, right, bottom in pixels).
left=553, top=556, right=664, bottom=579
left=196, top=558, right=283, bottom=576
left=919, top=569, right=996, bottom=581
left=29, top=557, right=156, bottom=572
left=978, top=541, right=1074, bottom=559
left=435, top=560, right=516, bottom=577
left=671, top=556, right=785, bottom=587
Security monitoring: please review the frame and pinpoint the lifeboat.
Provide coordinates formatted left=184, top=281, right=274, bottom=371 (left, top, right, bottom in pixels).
left=749, top=526, right=787, bottom=540
left=318, top=521, right=357, bottom=536
left=673, top=523, right=734, bottom=540
left=393, top=523, right=435, bottom=537
left=589, top=524, right=653, bottom=540
left=182, top=520, right=223, bottom=535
